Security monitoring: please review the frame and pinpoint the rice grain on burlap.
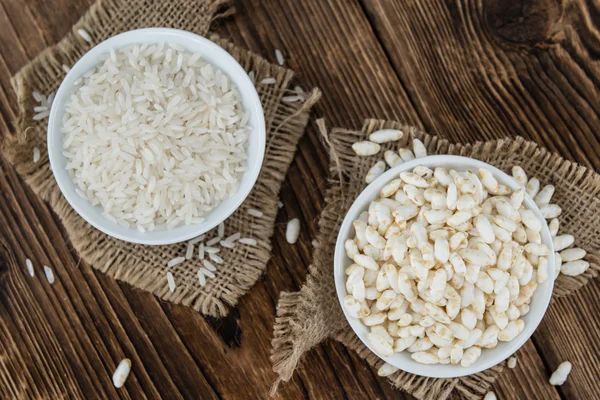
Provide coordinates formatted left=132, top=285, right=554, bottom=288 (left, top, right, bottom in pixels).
left=2, top=0, right=321, bottom=317
left=271, top=119, right=600, bottom=399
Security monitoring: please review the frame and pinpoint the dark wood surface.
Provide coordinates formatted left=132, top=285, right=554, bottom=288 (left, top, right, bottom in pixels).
left=0, top=0, right=599, bottom=399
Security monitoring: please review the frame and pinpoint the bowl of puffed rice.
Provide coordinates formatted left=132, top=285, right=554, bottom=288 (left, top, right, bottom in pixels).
left=334, top=155, right=555, bottom=378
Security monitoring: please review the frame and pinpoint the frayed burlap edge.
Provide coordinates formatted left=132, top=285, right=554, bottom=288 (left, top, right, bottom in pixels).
left=2, top=0, right=321, bottom=318
left=272, top=119, right=600, bottom=399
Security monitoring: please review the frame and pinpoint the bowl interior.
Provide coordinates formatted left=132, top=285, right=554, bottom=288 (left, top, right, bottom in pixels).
left=47, top=28, right=265, bottom=245
left=334, top=155, right=554, bottom=378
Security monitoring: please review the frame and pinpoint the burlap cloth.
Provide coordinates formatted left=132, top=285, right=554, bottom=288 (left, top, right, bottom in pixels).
left=1, top=0, right=320, bottom=317
left=271, top=119, right=600, bottom=399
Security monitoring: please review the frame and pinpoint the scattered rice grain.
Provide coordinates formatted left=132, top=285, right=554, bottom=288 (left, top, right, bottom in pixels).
left=225, top=232, right=241, bottom=242
left=218, top=222, right=225, bottom=238
left=167, top=256, right=185, bottom=267
left=166, top=271, right=176, bottom=292
left=33, top=111, right=50, bottom=120
left=220, top=240, right=235, bottom=249
left=62, top=64, right=71, bottom=74
left=275, top=49, right=284, bottom=65
left=200, top=267, right=215, bottom=278
left=185, top=243, right=195, bottom=260
left=43, top=265, right=55, bottom=284
left=77, top=28, right=92, bottom=43
left=203, top=259, right=217, bottom=272
left=198, top=243, right=205, bottom=260
left=197, top=269, right=206, bottom=286
left=205, top=246, right=220, bottom=254
left=278, top=200, right=284, bottom=209
left=25, top=258, right=34, bottom=277
left=189, top=235, right=205, bottom=245
left=282, top=95, right=304, bottom=103
left=33, top=147, right=40, bottom=163
left=286, top=218, right=300, bottom=244
left=248, top=208, right=263, bottom=218
left=32, top=91, right=42, bottom=103
left=261, top=77, right=276, bottom=85
left=239, top=238, right=257, bottom=246
left=206, top=236, right=221, bottom=246
left=209, top=253, right=224, bottom=264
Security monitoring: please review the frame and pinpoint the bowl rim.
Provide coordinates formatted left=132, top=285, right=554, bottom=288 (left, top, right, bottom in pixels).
left=47, top=28, right=265, bottom=245
left=334, top=154, right=555, bottom=378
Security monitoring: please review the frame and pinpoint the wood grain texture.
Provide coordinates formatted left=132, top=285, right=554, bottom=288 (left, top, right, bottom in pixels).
left=0, top=0, right=598, bottom=399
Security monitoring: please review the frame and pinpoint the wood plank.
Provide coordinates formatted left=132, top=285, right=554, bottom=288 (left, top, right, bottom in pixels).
left=489, top=341, right=560, bottom=400
left=532, top=279, right=600, bottom=399
left=360, top=0, right=600, bottom=168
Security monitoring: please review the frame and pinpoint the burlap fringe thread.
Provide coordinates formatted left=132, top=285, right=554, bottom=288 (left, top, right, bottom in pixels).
left=271, top=119, right=600, bottom=399
left=1, top=0, right=321, bottom=317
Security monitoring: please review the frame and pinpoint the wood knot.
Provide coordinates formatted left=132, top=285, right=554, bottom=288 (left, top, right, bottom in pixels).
left=485, top=0, right=564, bottom=45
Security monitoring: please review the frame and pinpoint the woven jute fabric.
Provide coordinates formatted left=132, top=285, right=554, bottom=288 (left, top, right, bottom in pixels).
left=2, top=0, right=320, bottom=317
left=271, top=119, right=600, bottom=399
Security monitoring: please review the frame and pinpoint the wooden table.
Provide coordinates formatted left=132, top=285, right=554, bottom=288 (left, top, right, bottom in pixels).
left=1, top=0, right=599, bottom=398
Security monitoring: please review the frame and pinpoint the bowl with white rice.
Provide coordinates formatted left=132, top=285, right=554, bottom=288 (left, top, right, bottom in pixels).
left=47, top=28, right=265, bottom=245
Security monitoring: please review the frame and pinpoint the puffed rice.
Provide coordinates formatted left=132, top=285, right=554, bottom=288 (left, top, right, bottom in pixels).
left=549, top=361, right=572, bottom=385
left=112, top=358, right=132, bottom=388
left=344, top=165, right=554, bottom=366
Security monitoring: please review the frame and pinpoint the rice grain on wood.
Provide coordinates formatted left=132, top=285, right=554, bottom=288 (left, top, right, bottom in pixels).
left=286, top=218, right=300, bottom=244
left=25, top=258, right=34, bottom=277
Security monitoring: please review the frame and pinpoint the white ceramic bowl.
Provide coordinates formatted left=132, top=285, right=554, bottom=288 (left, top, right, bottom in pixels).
left=334, top=155, right=554, bottom=378
left=47, top=28, right=265, bottom=245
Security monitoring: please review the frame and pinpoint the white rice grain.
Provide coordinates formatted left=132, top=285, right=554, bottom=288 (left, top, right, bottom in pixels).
left=218, top=222, right=225, bottom=238
left=261, top=77, right=276, bottom=85
left=33, top=147, right=41, bottom=163
left=225, top=232, right=241, bottom=242
left=220, top=240, right=235, bottom=249
left=206, top=236, right=221, bottom=246
left=200, top=267, right=215, bottom=278
left=166, top=271, right=176, bottom=292
left=275, top=49, right=284, bottom=65
left=209, top=253, right=223, bottom=264
left=286, top=218, right=300, bottom=244
left=185, top=243, right=195, bottom=260
left=239, top=238, right=257, bottom=246
left=43, top=265, right=55, bottom=284
left=282, top=95, right=304, bottom=103
left=33, top=111, right=50, bottom=120
left=25, top=258, right=34, bottom=277
left=197, top=269, right=206, bottom=286
left=167, top=256, right=185, bottom=267
left=189, top=235, right=205, bottom=245
left=32, top=91, right=42, bottom=103
left=204, top=246, right=220, bottom=254
left=278, top=200, right=284, bottom=209
left=77, top=28, right=92, bottom=43
left=198, top=243, right=205, bottom=260
left=248, top=208, right=263, bottom=218
left=203, top=259, right=217, bottom=272
left=62, top=64, right=71, bottom=74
